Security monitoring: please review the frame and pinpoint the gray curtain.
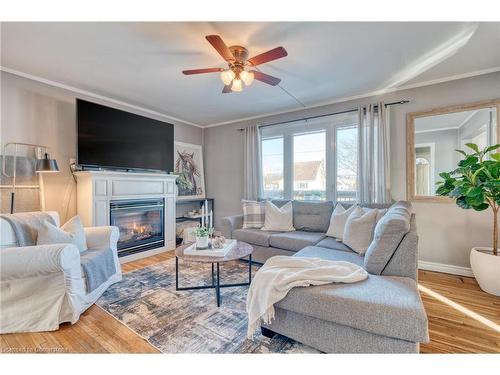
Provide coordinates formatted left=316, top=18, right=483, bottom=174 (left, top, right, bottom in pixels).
left=243, top=124, right=262, bottom=200
left=357, top=103, right=391, bottom=204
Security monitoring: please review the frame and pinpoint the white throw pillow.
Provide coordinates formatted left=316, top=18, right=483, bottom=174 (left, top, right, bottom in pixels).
left=37, top=215, right=88, bottom=252
left=326, top=203, right=357, bottom=239
left=261, top=201, right=295, bottom=232
left=369, top=207, right=388, bottom=223
left=343, top=206, right=378, bottom=255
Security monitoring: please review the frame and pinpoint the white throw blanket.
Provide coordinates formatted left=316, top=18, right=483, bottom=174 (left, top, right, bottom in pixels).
left=246, top=256, right=368, bottom=338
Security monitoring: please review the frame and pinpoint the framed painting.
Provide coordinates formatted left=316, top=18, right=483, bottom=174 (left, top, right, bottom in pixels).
left=174, top=142, right=206, bottom=200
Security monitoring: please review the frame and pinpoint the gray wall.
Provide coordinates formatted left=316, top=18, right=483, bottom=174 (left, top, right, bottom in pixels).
left=0, top=71, right=203, bottom=222
left=204, top=71, right=500, bottom=269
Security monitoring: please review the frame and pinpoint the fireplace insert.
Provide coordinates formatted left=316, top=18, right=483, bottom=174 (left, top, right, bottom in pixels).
left=110, top=199, right=165, bottom=257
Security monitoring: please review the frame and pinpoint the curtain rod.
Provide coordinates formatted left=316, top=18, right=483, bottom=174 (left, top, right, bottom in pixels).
left=236, top=100, right=409, bottom=131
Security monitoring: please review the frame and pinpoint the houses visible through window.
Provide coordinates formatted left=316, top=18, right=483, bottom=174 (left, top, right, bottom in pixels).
left=260, top=112, right=359, bottom=201
left=261, top=136, right=284, bottom=199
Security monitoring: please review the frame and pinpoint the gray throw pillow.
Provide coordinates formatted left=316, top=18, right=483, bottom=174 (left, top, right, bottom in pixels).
left=37, top=215, right=88, bottom=252
left=364, top=201, right=412, bottom=275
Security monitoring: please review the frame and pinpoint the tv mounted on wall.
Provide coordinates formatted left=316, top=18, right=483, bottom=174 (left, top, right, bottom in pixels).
left=77, top=99, right=174, bottom=172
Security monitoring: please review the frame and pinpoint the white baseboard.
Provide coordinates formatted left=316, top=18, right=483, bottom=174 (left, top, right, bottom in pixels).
left=418, top=260, right=474, bottom=278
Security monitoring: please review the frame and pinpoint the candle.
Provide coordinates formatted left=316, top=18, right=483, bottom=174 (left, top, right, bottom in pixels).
left=201, top=203, right=205, bottom=227
left=209, top=210, right=213, bottom=229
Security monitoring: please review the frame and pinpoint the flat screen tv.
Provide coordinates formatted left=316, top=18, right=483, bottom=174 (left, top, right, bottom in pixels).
left=77, top=99, right=174, bottom=172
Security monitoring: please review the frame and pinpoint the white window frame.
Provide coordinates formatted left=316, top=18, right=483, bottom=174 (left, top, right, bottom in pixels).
left=260, top=112, right=358, bottom=201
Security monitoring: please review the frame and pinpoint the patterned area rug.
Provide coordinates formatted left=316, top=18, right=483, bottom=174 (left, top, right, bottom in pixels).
left=97, top=258, right=319, bottom=353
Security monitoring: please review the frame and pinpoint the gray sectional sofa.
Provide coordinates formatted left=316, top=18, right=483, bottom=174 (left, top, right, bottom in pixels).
left=221, top=200, right=429, bottom=353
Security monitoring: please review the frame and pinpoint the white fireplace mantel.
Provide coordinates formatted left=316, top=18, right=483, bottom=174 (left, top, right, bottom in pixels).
left=74, top=170, right=177, bottom=263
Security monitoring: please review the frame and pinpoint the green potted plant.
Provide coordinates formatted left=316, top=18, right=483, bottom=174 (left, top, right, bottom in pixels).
left=436, top=143, right=500, bottom=296
left=193, top=226, right=213, bottom=249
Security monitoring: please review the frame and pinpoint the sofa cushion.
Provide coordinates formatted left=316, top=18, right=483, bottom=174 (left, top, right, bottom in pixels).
left=292, top=201, right=333, bottom=232
left=295, top=246, right=363, bottom=266
left=269, top=231, right=326, bottom=252
left=315, top=237, right=354, bottom=253
left=364, top=201, right=412, bottom=275
left=274, top=270, right=429, bottom=343
left=232, top=228, right=277, bottom=247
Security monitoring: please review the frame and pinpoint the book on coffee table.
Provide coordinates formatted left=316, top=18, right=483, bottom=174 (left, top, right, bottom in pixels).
left=183, top=239, right=236, bottom=257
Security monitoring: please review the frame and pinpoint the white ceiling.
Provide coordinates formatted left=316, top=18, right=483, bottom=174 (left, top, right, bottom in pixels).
left=415, top=107, right=492, bottom=133
left=1, top=22, right=499, bottom=126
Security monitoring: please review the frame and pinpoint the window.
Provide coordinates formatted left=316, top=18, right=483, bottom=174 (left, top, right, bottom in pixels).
left=261, top=136, right=284, bottom=199
left=260, top=112, right=358, bottom=201
left=336, top=126, right=358, bottom=202
left=293, top=131, right=326, bottom=200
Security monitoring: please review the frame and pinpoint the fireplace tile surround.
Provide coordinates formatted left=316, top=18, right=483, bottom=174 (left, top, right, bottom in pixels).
left=75, top=170, right=177, bottom=263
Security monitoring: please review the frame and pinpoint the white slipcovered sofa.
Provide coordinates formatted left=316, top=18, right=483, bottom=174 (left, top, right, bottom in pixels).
left=0, top=211, right=122, bottom=333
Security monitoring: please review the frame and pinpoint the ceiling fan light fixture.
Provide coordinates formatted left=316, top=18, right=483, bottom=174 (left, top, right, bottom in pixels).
left=240, top=70, right=254, bottom=86
left=231, top=79, right=243, bottom=92
left=220, top=69, right=236, bottom=85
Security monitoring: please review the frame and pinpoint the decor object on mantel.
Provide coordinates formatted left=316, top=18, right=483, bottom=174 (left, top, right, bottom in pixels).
left=182, top=34, right=287, bottom=93
left=174, top=142, right=205, bottom=200
left=2, top=142, right=59, bottom=213
left=436, top=143, right=500, bottom=296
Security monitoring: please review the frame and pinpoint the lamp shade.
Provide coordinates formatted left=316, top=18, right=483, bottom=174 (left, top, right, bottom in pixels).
left=240, top=70, right=254, bottom=86
left=36, top=153, right=59, bottom=173
left=220, top=69, right=236, bottom=85
left=231, top=79, right=243, bottom=92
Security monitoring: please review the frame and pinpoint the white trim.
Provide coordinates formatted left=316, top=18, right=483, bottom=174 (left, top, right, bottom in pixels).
left=0, top=66, right=203, bottom=128
left=418, top=260, right=474, bottom=277
left=204, top=67, right=500, bottom=128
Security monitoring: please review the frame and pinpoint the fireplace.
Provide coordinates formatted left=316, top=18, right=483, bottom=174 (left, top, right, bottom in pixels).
left=110, top=199, right=165, bottom=257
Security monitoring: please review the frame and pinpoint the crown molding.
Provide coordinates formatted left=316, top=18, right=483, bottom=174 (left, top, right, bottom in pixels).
left=0, top=66, right=203, bottom=128
left=3, top=65, right=499, bottom=129
left=203, top=66, right=500, bottom=128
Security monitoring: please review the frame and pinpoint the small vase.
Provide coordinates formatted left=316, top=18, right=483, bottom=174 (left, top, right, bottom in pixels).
left=196, top=235, right=209, bottom=249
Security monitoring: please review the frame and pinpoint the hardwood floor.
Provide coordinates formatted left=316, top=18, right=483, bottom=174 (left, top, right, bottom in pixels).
left=1, top=250, right=499, bottom=353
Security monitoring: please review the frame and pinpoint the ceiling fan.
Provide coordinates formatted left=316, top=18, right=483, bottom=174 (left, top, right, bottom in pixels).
left=182, top=35, right=288, bottom=93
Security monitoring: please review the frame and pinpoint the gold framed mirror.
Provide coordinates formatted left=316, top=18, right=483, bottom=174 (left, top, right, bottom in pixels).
left=407, top=99, right=500, bottom=202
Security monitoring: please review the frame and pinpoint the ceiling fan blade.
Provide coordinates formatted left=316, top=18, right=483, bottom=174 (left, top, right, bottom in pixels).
left=247, top=47, right=288, bottom=66
left=206, top=35, right=235, bottom=62
left=251, top=71, right=281, bottom=86
left=222, top=84, right=233, bottom=93
left=183, top=68, right=223, bottom=75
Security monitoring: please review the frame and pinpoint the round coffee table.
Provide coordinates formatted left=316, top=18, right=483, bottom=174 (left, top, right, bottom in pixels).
left=175, top=241, right=253, bottom=307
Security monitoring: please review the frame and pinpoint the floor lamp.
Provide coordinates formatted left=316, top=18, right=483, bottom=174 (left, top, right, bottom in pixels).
left=1, top=142, right=59, bottom=214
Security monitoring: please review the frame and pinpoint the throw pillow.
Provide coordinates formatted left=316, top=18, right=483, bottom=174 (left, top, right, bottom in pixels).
left=261, top=200, right=295, bottom=232
left=326, top=203, right=357, bottom=239
left=361, top=207, right=387, bottom=223
left=242, top=200, right=266, bottom=229
left=364, top=201, right=412, bottom=275
left=37, top=215, right=88, bottom=252
left=343, top=206, right=378, bottom=255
